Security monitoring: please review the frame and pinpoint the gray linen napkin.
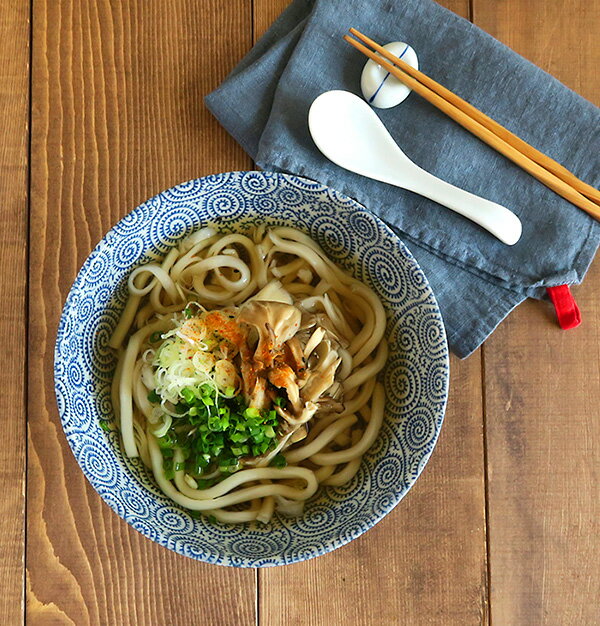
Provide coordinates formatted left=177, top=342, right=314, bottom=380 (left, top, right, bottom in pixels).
left=206, top=0, right=600, bottom=357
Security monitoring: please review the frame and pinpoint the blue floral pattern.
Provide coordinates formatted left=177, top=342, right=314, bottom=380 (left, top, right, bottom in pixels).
left=55, top=171, right=449, bottom=567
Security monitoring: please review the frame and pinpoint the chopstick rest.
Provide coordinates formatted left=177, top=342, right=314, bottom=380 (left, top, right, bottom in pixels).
left=360, top=41, right=419, bottom=108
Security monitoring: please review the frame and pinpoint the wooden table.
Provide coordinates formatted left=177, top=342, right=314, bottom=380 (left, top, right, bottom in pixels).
left=3, top=0, right=598, bottom=623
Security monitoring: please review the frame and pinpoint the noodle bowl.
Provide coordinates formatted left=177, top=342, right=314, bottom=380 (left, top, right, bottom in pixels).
left=110, top=225, right=388, bottom=523
left=56, top=171, right=449, bottom=565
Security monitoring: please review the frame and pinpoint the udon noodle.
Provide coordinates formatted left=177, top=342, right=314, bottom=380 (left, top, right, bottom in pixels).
left=110, top=226, right=387, bottom=523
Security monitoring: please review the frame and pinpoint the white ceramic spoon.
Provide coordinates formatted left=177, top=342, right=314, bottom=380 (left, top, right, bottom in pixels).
left=308, top=90, right=522, bottom=245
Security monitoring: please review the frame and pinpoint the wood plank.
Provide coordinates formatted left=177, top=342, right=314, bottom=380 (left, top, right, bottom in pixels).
left=27, top=1, right=256, bottom=624
left=254, top=0, right=471, bottom=39
left=253, top=0, right=294, bottom=38
left=255, top=2, right=488, bottom=624
left=475, top=1, right=600, bottom=623
left=0, top=1, right=30, bottom=624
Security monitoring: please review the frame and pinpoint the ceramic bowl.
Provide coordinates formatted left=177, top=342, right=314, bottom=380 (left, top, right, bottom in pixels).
left=55, top=171, right=448, bottom=567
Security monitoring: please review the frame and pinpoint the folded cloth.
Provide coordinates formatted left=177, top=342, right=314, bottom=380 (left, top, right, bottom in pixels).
left=206, top=0, right=600, bottom=357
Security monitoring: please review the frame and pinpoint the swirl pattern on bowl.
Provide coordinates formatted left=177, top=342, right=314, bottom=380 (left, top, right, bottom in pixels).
left=55, top=171, right=448, bottom=567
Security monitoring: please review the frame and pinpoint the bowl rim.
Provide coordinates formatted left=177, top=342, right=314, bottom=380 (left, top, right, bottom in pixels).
left=54, top=170, right=449, bottom=567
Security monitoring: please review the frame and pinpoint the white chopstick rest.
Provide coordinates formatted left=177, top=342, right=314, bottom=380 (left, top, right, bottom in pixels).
left=360, top=41, right=419, bottom=109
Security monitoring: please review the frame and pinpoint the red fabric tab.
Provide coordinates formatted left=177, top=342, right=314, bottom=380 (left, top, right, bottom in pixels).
left=547, top=285, right=581, bottom=330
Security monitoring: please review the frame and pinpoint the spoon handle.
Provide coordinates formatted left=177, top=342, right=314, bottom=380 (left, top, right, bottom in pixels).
left=402, top=166, right=522, bottom=245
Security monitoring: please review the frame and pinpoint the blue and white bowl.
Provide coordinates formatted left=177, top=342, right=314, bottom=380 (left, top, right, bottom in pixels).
left=55, top=171, right=449, bottom=567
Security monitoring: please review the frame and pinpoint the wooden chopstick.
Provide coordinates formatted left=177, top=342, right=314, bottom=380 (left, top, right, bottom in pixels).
left=344, top=29, right=600, bottom=221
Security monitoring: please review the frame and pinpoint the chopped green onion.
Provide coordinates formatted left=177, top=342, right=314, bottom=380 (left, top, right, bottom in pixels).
left=273, top=396, right=286, bottom=407
left=197, top=478, right=217, bottom=489
left=191, top=456, right=209, bottom=471
left=157, top=433, right=176, bottom=449
left=207, top=417, right=223, bottom=432
left=149, top=337, right=284, bottom=480
left=149, top=331, right=162, bottom=343
left=181, top=387, right=196, bottom=405
left=163, top=459, right=175, bottom=480
left=147, top=389, right=161, bottom=404
left=270, top=454, right=287, bottom=468
left=99, top=420, right=111, bottom=432
left=184, top=306, right=194, bottom=319
left=252, top=442, right=270, bottom=456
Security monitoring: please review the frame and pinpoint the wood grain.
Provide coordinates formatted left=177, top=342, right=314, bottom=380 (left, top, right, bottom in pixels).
left=475, top=1, right=600, bottom=623
left=0, top=1, right=29, bottom=624
left=253, top=0, right=298, bottom=39
left=254, top=1, right=488, bottom=624
left=253, top=0, right=471, bottom=40
left=20, top=0, right=600, bottom=624
left=27, top=1, right=255, bottom=624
